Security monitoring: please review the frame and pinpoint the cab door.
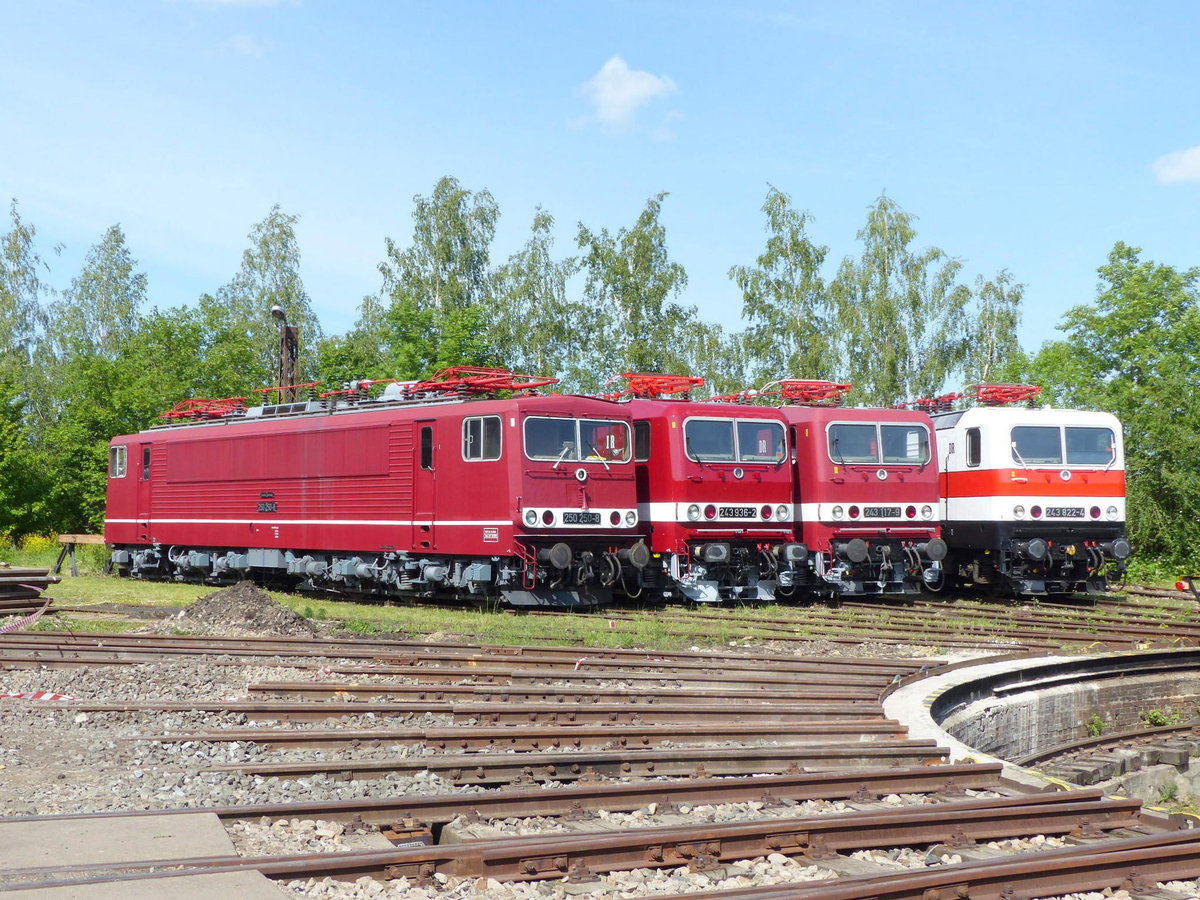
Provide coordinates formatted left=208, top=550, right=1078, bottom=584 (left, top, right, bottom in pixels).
left=412, top=421, right=437, bottom=549
left=136, top=442, right=153, bottom=542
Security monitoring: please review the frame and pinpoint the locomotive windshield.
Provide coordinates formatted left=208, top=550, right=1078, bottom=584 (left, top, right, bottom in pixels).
left=523, top=417, right=631, bottom=463
left=828, top=423, right=930, bottom=465
left=1011, top=425, right=1116, bottom=466
left=1066, top=427, right=1116, bottom=465
left=684, top=418, right=785, bottom=464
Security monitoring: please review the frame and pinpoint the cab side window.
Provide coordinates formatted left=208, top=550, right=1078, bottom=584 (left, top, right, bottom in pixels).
left=420, top=426, right=434, bottom=470
left=966, top=428, right=981, bottom=467
left=463, top=416, right=502, bottom=461
left=109, top=446, right=127, bottom=478
left=634, top=421, right=650, bottom=461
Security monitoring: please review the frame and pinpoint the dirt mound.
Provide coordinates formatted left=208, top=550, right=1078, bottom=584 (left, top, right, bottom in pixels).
left=179, top=582, right=316, bottom=637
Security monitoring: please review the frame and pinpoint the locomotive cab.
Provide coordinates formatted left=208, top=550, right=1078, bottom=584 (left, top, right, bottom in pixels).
left=638, top=404, right=794, bottom=603
left=511, top=407, right=649, bottom=603
left=614, top=377, right=795, bottom=603
left=783, top=405, right=946, bottom=597
left=935, top=403, right=1129, bottom=595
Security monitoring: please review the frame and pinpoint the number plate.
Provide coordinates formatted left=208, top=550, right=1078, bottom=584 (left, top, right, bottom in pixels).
left=1045, top=507, right=1084, bottom=518
left=718, top=506, right=757, bottom=519
left=864, top=506, right=901, bottom=518
left=562, top=511, right=601, bottom=525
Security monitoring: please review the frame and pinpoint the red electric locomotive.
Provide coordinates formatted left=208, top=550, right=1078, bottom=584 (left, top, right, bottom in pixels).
left=922, top=383, right=1130, bottom=595
left=105, top=368, right=649, bottom=608
left=716, top=381, right=946, bottom=597
left=608, top=375, right=799, bottom=603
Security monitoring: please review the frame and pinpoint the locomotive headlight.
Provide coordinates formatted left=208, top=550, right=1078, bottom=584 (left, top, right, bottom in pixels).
left=1013, top=505, right=1025, bottom=519
left=775, top=504, right=789, bottom=521
left=686, top=503, right=701, bottom=521
left=625, top=510, right=637, bottom=526
left=1107, top=505, right=1119, bottom=521
left=920, top=505, right=934, bottom=520
left=524, top=509, right=539, bottom=526
left=831, top=505, right=844, bottom=520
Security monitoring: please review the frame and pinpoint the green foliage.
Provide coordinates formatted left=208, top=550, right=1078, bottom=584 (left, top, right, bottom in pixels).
left=222, top=205, right=324, bottom=386
left=576, top=193, right=695, bottom=386
left=0, top=200, right=50, bottom=380
left=315, top=295, right=391, bottom=387
left=967, top=270, right=1024, bottom=383
left=730, top=186, right=834, bottom=386
left=379, top=177, right=500, bottom=378
left=1028, top=244, right=1200, bottom=568
left=489, top=208, right=587, bottom=387
left=1085, top=713, right=1107, bottom=737
left=1157, top=780, right=1180, bottom=804
left=830, top=194, right=974, bottom=405
left=1141, top=708, right=1182, bottom=727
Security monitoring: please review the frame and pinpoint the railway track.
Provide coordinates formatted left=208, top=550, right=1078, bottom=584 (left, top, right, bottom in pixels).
left=6, top=592, right=1200, bottom=898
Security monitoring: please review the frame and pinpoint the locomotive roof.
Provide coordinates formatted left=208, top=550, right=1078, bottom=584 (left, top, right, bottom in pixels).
left=773, top=405, right=932, bottom=424
left=931, top=406, right=1122, bottom=429
left=621, top=397, right=786, bottom=417
left=127, top=392, right=626, bottom=439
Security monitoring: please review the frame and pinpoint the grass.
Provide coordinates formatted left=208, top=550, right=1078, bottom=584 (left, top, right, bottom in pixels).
left=26, top=572, right=774, bottom=651
left=30, top=616, right=145, bottom=634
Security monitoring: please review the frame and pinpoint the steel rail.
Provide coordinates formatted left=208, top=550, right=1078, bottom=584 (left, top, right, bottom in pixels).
left=633, top=607, right=1057, bottom=650
left=900, top=601, right=1200, bottom=646
left=651, top=827, right=1200, bottom=899
left=0, top=790, right=1140, bottom=888
left=0, top=632, right=932, bottom=674
left=0, top=649, right=913, bottom=689
left=243, top=680, right=882, bottom=703
left=450, top=700, right=884, bottom=725
left=1013, top=720, right=1200, bottom=767
left=130, top=719, right=912, bottom=751
left=204, top=739, right=950, bottom=784
left=2, top=762, right=1007, bottom=828
left=537, top=610, right=1044, bottom=652
left=5, top=696, right=886, bottom=724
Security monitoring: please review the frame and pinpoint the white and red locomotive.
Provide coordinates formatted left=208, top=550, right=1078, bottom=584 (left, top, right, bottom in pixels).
left=608, top=375, right=798, bottom=603
left=105, top=368, right=650, bottom=608
left=924, top=384, right=1131, bottom=595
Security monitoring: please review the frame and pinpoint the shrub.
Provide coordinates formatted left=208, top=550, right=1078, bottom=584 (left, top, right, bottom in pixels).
left=1141, top=709, right=1182, bottom=728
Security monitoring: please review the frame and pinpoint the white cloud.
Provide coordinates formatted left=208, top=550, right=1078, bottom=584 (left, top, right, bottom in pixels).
left=582, top=56, right=677, bottom=130
left=1152, top=145, right=1200, bottom=184
left=229, top=33, right=267, bottom=57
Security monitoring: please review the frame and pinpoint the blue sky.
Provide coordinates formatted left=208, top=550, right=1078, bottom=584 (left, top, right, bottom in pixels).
left=2, top=0, right=1197, bottom=360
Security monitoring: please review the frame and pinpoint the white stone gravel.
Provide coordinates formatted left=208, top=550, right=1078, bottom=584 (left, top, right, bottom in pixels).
left=283, top=853, right=840, bottom=898
left=0, top=658, right=471, bottom=816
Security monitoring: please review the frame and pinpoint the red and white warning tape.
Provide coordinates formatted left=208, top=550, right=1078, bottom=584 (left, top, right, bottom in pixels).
left=1, top=690, right=79, bottom=702
left=0, top=599, right=52, bottom=635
